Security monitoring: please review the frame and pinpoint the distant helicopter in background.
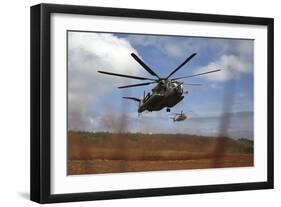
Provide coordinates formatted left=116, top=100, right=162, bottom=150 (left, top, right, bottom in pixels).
left=98, top=52, right=221, bottom=114
left=169, top=110, right=187, bottom=122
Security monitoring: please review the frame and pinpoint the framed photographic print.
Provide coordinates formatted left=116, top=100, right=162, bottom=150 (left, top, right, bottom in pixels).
left=30, top=3, right=274, bottom=203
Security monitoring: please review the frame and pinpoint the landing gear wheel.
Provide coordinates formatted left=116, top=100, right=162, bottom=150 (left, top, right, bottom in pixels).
left=166, top=108, right=171, bottom=112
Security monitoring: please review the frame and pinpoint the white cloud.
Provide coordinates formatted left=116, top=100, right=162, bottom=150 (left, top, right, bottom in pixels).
left=68, top=32, right=142, bottom=130
left=164, top=43, right=184, bottom=58
left=194, top=54, right=252, bottom=81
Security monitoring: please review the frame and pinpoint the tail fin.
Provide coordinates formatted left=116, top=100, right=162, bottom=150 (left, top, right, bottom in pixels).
left=123, top=97, right=141, bottom=102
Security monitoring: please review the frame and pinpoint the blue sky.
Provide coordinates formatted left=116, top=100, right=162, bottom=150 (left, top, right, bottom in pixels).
left=67, top=31, right=254, bottom=139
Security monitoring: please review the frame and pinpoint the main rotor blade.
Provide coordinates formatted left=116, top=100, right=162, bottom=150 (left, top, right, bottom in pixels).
left=183, top=83, right=202, bottom=86
left=118, top=81, right=156, bottom=89
left=123, top=97, right=141, bottom=102
left=174, top=69, right=221, bottom=80
left=131, top=53, right=160, bottom=79
left=166, top=53, right=197, bottom=79
left=98, top=70, right=156, bottom=81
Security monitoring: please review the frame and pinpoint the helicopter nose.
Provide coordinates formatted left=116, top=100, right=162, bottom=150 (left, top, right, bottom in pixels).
left=175, top=84, right=183, bottom=94
left=138, top=107, right=144, bottom=113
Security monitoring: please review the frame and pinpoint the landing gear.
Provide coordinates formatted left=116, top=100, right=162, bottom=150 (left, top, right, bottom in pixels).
left=166, top=108, right=171, bottom=112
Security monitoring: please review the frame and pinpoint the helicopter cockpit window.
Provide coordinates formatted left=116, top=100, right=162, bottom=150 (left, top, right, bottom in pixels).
left=153, top=85, right=163, bottom=94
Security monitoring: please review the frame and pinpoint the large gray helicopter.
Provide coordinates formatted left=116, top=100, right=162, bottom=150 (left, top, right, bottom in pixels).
left=98, top=53, right=220, bottom=113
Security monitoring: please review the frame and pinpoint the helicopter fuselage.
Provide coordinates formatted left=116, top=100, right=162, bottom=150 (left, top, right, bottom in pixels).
left=138, top=80, right=184, bottom=113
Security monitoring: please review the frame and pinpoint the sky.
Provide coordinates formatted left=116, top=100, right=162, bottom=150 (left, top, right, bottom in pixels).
left=67, top=31, right=254, bottom=139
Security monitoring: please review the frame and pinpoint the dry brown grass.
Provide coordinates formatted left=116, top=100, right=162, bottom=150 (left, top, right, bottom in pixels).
left=67, top=132, right=253, bottom=175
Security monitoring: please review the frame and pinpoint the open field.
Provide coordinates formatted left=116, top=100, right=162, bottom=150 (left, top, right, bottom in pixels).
left=67, top=131, right=253, bottom=175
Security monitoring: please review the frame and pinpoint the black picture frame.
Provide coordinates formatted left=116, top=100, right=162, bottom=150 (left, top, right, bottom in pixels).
left=30, top=3, right=274, bottom=204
